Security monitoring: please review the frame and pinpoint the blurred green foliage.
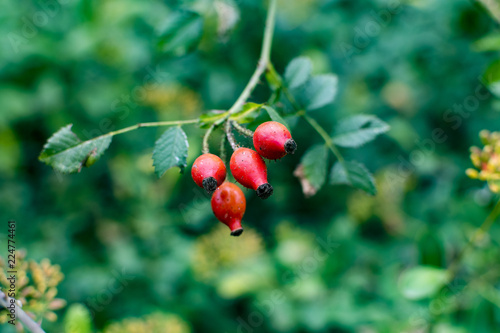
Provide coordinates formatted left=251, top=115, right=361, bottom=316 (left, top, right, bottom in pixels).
left=1, top=0, right=500, bottom=332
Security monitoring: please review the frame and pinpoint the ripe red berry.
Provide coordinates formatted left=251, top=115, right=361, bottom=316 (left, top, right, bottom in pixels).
left=191, top=153, right=227, bottom=194
left=253, top=121, right=297, bottom=160
left=230, top=148, right=273, bottom=199
left=211, top=182, right=246, bottom=236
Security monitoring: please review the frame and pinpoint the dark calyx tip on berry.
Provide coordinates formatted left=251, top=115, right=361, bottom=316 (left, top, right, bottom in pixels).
left=231, top=228, right=244, bottom=237
left=202, top=177, right=218, bottom=194
left=256, top=183, right=274, bottom=199
left=284, top=139, right=297, bottom=155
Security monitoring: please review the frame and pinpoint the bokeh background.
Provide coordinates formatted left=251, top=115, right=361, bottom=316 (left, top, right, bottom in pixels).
left=1, top=0, right=500, bottom=332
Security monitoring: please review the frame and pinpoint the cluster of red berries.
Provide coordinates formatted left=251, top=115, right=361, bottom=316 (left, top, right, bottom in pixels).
left=191, top=121, right=296, bottom=236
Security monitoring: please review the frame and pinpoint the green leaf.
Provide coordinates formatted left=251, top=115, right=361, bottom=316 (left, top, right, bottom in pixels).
left=473, top=34, right=500, bottom=52
left=229, top=102, right=262, bottom=124
left=284, top=57, right=312, bottom=89
left=304, top=74, right=338, bottom=111
left=296, top=144, right=328, bottom=197
left=39, top=124, right=112, bottom=174
left=483, top=59, right=500, bottom=98
left=398, top=266, right=449, bottom=300
left=64, top=303, right=93, bottom=333
left=330, top=161, right=376, bottom=195
left=199, top=110, right=226, bottom=129
left=262, top=106, right=289, bottom=129
left=332, top=115, right=389, bottom=148
left=158, top=10, right=203, bottom=55
left=152, top=126, right=189, bottom=177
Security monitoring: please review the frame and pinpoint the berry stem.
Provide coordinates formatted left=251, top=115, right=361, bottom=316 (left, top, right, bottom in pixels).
left=220, top=133, right=227, bottom=163
left=231, top=120, right=254, bottom=137
left=0, top=291, right=46, bottom=333
left=226, top=0, right=277, bottom=117
left=225, top=121, right=238, bottom=151
left=202, top=124, right=215, bottom=154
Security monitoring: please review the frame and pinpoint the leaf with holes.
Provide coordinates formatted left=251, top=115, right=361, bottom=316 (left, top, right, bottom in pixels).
left=262, top=106, right=289, bottom=129
left=285, top=57, right=313, bottom=89
left=332, top=115, right=389, bottom=148
left=39, top=124, right=112, bottom=174
left=152, top=127, right=189, bottom=177
left=294, top=144, right=328, bottom=197
left=330, top=161, right=376, bottom=195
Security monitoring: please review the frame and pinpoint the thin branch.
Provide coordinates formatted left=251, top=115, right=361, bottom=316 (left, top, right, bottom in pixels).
left=202, top=124, right=215, bottom=154
left=231, top=120, right=254, bottom=137
left=225, top=121, right=238, bottom=151
left=227, top=0, right=277, bottom=116
left=0, top=291, right=46, bottom=333
left=301, top=113, right=344, bottom=162
left=67, top=118, right=199, bottom=147
left=103, top=118, right=199, bottom=138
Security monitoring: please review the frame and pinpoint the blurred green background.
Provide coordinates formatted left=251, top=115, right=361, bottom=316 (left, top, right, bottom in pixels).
left=1, top=0, right=500, bottom=332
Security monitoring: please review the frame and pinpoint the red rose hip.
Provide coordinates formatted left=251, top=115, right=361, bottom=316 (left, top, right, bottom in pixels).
left=191, top=153, right=227, bottom=194
left=230, top=148, right=273, bottom=199
left=253, top=121, right=297, bottom=160
left=211, top=182, right=246, bottom=236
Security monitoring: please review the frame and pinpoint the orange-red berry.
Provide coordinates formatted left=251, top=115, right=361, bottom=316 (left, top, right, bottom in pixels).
left=230, top=148, right=273, bottom=199
left=211, top=182, right=246, bottom=236
left=191, top=154, right=226, bottom=194
left=253, top=121, right=296, bottom=160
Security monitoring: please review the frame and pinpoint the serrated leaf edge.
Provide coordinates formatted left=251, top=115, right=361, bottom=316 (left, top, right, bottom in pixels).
left=152, top=127, right=189, bottom=178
